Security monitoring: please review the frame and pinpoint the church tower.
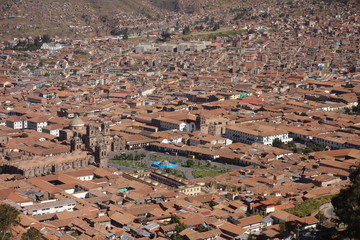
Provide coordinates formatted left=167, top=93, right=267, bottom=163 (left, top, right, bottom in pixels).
left=85, top=124, right=97, bottom=151
left=94, top=142, right=108, bottom=168
left=70, top=136, right=82, bottom=152
left=196, top=113, right=206, bottom=131
left=101, top=122, right=110, bottom=136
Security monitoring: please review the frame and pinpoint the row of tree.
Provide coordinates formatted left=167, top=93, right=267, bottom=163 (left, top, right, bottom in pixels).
left=5, top=34, right=51, bottom=51
left=272, top=138, right=323, bottom=153
left=110, top=28, right=129, bottom=40
left=182, top=22, right=220, bottom=35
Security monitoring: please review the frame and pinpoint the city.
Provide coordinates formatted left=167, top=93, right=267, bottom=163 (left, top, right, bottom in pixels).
left=0, top=0, right=359, bottom=239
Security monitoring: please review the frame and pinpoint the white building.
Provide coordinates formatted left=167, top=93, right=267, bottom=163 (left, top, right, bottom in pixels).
left=157, top=117, right=186, bottom=131
left=6, top=116, right=28, bottom=129
left=41, top=43, right=64, bottom=51
left=225, top=123, right=292, bottom=146
left=42, top=124, right=63, bottom=136
left=23, top=199, right=76, bottom=216
left=28, top=117, right=48, bottom=132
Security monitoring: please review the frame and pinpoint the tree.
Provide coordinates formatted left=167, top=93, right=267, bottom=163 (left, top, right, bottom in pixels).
left=34, top=37, right=42, bottom=48
left=212, top=23, right=220, bottom=31
left=123, top=32, right=129, bottom=40
left=182, top=26, right=191, bottom=35
left=332, top=166, right=360, bottom=239
left=0, top=204, right=20, bottom=239
left=160, top=31, right=172, bottom=42
left=122, top=28, right=129, bottom=40
left=248, top=234, right=256, bottom=240
left=287, top=141, right=296, bottom=149
left=304, top=142, right=323, bottom=153
left=172, top=235, right=183, bottom=240
left=99, top=15, right=108, bottom=23
left=169, top=214, right=180, bottom=224
left=344, top=82, right=354, bottom=88
left=174, top=222, right=186, bottom=234
left=209, top=200, right=218, bottom=208
left=42, top=34, right=51, bottom=43
left=20, top=133, right=29, bottom=138
left=185, top=159, right=195, bottom=168
left=22, top=228, right=42, bottom=240
left=279, top=222, right=287, bottom=233
left=351, top=97, right=360, bottom=113
left=234, top=11, right=246, bottom=20
left=272, top=138, right=284, bottom=148
left=247, top=28, right=256, bottom=34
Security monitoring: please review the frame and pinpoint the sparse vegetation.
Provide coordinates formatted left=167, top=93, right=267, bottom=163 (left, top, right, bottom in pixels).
left=285, top=195, right=334, bottom=217
left=112, top=160, right=147, bottom=168
left=182, top=28, right=247, bottom=40
left=183, top=160, right=224, bottom=171
left=115, top=153, right=146, bottom=161
left=73, top=50, right=91, bottom=60
left=272, top=138, right=323, bottom=153
left=4, top=34, right=52, bottom=51
left=112, top=153, right=147, bottom=168
left=162, top=168, right=186, bottom=179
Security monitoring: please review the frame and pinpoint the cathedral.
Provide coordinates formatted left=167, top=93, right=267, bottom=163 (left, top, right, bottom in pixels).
left=195, top=113, right=234, bottom=136
left=62, top=117, right=125, bottom=168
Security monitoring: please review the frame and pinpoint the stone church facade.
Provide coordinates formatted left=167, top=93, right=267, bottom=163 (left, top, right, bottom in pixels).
left=68, top=118, right=125, bottom=168
left=195, top=113, right=234, bottom=136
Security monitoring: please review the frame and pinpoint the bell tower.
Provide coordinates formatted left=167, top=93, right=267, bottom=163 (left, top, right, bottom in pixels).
left=101, top=122, right=110, bottom=136
left=95, top=142, right=108, bottom=168
left=70, top=136, right=82, bottom=152
left=196, top=113, right=206, bottom=131
left=85, top=124, right=97, bottom=151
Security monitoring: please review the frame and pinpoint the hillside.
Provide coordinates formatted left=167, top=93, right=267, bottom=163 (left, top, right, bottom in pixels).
left=0, top=0, right=236, bottom=40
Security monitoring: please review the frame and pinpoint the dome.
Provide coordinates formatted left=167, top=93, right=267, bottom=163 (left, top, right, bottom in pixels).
left=70, top=117, right=85, bottom=127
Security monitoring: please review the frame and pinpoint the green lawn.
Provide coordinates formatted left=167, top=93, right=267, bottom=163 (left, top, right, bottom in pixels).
left=183, top=159, right=228, bottom=174
left=285, top=195, right=334, bottom=217
left=111, top=160, right=147, bottom=168
left=150, top=155, right=181, bottom=163
left=182, top=28, right=247, bottom=40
